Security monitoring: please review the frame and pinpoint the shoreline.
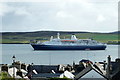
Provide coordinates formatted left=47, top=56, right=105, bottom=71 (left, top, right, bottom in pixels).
left=0, top=43, right=29, bottom=44
left=0, top=43, right=119, bottom=45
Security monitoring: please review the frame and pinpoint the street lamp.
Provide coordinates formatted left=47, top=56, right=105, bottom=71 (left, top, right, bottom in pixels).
left=31, top=63, right=34, bottom=72
left=12, top=55, right=16, bottom=78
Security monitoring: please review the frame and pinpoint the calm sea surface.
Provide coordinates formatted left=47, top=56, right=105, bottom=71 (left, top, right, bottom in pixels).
left=1, top=44, right=118, bottom=65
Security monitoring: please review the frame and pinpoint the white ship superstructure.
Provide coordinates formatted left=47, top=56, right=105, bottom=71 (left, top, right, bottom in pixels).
left=31, top=33, right=107, bottom=50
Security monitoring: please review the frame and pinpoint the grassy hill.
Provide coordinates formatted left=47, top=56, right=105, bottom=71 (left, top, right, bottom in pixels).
left=1, top=31, right=120, bottom=44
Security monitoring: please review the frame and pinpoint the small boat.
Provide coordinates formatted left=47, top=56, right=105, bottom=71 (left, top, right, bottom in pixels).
left=30, top=33, right=107, bottom=50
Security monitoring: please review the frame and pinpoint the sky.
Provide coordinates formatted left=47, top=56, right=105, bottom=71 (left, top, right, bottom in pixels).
left=0, top=0, right=119, bottom=32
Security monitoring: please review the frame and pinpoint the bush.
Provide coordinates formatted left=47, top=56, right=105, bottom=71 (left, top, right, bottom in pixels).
left=0, top=72, right=9, bottom=79
left=0, top=72, right=27, bottom=80
left=1, top=78, right=26, bottom=80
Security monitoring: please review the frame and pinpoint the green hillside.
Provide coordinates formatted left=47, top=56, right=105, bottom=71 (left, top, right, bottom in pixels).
left=1, top=31, right=119, bottom=44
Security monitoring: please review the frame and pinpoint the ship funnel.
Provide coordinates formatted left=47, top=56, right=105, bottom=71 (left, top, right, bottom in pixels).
left=50, top=36, right=53, bottom=41
left=57, top=33, right=60, bottom=39
left=71, top=34, right=77, bottom=40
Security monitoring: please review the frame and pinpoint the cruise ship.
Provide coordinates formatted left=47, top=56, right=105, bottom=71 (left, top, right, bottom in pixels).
left=30, top=33, right=107, bottom=50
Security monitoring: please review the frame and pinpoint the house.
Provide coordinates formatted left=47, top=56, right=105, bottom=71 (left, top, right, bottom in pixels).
left=74, top=56, right=120, bottom=80
left=74, top=63, right=107, bottom=80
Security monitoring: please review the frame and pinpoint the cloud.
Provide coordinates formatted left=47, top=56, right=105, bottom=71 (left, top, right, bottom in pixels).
left=14, top=7, right=31, bottom=16
left=56, top=11, right=73, bottom=18
left=1, top=0, right=119, bottom=32
left=0, top=3, right=31, bottom=16
left=97, top=14, right=105, bottom=22
left=0, top=3, right=12, bottom=16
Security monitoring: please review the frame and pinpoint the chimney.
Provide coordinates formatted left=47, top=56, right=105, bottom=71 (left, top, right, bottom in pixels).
left=50, top=36, right=53, bottom=41
left=57, top=33, right=60, bottom=39
left=106, top=55, right=111, bottom=80
left=71, top=34, right=77, bottom=40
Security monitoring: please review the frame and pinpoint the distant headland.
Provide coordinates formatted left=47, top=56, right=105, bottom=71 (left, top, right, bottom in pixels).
left=1, top=31, right=120, bottom=44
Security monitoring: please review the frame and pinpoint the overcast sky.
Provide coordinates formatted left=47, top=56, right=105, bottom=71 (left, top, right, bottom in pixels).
left=0, top=0, right=119, bottom=32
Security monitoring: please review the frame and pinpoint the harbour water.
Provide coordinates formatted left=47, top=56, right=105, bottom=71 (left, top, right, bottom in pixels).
left=1, top=44, right=118, bottom=65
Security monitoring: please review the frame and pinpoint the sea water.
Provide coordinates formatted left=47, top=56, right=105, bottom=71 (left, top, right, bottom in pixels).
left=1, top=44, right=118, bottom=65
left=1, top=44, right=119, bottom=78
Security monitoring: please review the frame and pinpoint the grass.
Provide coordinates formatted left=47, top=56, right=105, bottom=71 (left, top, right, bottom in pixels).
left=1, top=33, right=119, bottom=44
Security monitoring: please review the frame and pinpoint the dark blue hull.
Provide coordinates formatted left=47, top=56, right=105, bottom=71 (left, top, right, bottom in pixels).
left=31, top=44, right=106, bottom=50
